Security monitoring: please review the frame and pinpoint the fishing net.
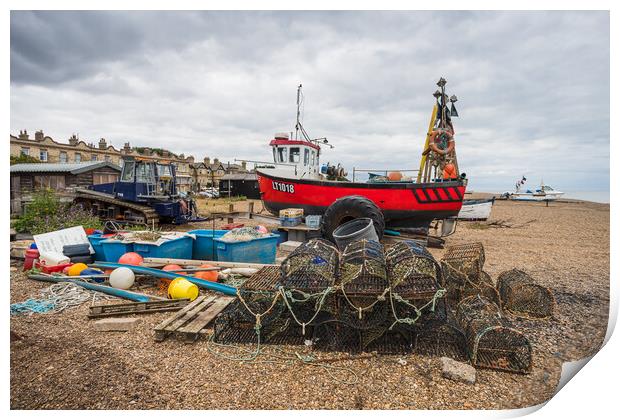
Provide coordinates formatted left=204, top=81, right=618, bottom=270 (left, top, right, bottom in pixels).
left=456, top=295, right=532, bottom=373
left=497, top=269, right=555, bottom=319
left=280, top=239, right=339, bottom=292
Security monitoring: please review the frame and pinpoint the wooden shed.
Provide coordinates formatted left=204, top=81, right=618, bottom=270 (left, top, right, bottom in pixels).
left=219, top=173, right=260, bottom=199
left=10, top=162, right=121, bottom=215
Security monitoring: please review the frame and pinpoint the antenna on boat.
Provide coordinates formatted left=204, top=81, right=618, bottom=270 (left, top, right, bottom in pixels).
left=294, top=84, right=328, bottom=147
left=295, top=84, right=303, bottom=140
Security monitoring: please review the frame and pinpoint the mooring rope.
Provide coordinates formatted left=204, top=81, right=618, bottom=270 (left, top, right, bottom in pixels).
left=10, top=282, right=111, bottom=316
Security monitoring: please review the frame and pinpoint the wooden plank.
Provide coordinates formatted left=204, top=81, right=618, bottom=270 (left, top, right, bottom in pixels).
left=154, top=296, right=206, bottom=337
left=177, top=297, right=235, bottom=341
left=164, top=296, right=217, bottom=333
left=88, top=299, right=190, bottom=318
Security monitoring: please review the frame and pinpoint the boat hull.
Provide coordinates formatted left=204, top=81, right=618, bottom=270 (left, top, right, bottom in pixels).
left=456, top=198, right=494, bottom=221
left=257, top=171, right=466, bottom=229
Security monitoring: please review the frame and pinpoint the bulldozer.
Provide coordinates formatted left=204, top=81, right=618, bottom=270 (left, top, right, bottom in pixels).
left=74, top=156, right=205, bottom=225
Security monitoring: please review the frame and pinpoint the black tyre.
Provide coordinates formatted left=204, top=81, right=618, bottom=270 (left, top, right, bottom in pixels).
left=321, top=195, right=385, bottom=243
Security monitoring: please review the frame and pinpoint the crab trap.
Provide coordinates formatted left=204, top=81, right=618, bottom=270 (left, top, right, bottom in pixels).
left=213, top=300, right=310, bottom=346
left=497, top=269, right=555, bottom=319
left=459, top=271, right=501, bottom=307
left=414, top=319, right=468, bottom=361
left=280, top=239, right=339, bottom=292
left=242, top=266, right=281, bottom=291
left=456, top=295, right=532, bottom=373
left=441, top=242, right=485, bottom=286
left=386, top=241, right=443, bottom=299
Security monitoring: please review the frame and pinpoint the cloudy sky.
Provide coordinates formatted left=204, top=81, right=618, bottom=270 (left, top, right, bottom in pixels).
left=10, top=11, right=609, bottom=195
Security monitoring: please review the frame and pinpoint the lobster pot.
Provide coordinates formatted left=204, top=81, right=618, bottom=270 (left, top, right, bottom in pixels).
left=241, top=266, right=282, bottom=292
left=386, top=241, right=443, bottom=299
left=390, top=296, right=447, bottom=330
left=365, top=325, right=415, bottom=355
left=497, top=269, right=555, bottom=319
left=441, top=242, right=486, bottom=287
left=414, top=320, right=468, bottom=361
left=456, top=296, right=532, bottom=373
left=235, top=289, right=285, bottom=328
left=281, top=287, right=338, bottom=327
left=280, top=239, right=339, bottom=292
left=336, top=240, right=389, bottom=329
left=214, top=301, right=309, bottom=346
left=312, top=321, right=363, bottom=353
left=459, top=271, right=501, bottom=307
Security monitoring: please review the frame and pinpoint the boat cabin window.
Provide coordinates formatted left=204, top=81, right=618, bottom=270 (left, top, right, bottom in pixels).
left=289, top=147, right=300, bottom=163
left=121, top=161, right=135, bottom=182
left=311, top=151, right=316, bottom=166
left=277, top=147, right=287, bottom=163
left=304, top=149, right=309, bottom=165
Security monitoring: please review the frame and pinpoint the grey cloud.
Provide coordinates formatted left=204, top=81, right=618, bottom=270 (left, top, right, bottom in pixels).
left=10, top=11, right=609, bottom=194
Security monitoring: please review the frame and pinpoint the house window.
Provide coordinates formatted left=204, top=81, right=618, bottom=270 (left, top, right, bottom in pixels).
left=289, top=147, right=300, bottom=163
left=75, top=153, right=82, bottom=163
left=20, top=147, right=29, bottom=157
left=34, top=175, right=66, bottom=190
left=39, top=150, right=48, bottom=162
left=91, top=154, right=98, bottom=161
left=304, top=149, right=309, bottom=165
left=104, top=155, right=111, bottom=162
left=59, top=151, right=68, bottom=163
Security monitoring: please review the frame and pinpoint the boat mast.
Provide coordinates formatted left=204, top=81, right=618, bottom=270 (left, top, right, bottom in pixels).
left=295, top=84, right=302, bottom=140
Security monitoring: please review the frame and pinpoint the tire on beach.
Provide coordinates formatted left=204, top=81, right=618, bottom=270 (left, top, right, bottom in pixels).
left=321, top=195, right=385, bottom=243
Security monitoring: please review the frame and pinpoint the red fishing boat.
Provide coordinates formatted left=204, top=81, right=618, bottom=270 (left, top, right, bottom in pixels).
left=253, top=79, right=466, bottom=240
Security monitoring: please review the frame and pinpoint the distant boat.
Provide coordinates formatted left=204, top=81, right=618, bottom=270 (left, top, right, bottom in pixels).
left=456, top=198, right=494, bottom=220
left=504, top=178, right=564, bottom=202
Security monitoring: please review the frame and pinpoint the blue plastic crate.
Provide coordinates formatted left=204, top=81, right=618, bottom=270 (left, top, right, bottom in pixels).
left=100, top=240, right=134, bottom=263
left=188, top=229, right=228, bottom=261
left=280, top=216, right=302, bottom=227
left=88, top=234, right=108, bottom=261
left=132, top=236, right=193, bottom=260
left=214, top=234, right=279, bottom=264
left=305, top=215, right=322, bottom=229
left=272, top=229, right=288, bottom=245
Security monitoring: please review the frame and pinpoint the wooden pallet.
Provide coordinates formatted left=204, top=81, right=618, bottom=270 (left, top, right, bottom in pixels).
left=88, top=299, right=190, bottom=318
left=154, top=295, right=236, bottom=343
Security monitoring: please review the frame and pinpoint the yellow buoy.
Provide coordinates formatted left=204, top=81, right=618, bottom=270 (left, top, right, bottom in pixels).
left=167, top=277, right=199, bottom=301
left=67, top=263, right=88, bottom=277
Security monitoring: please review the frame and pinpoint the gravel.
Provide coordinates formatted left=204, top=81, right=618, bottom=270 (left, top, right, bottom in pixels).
left=10, top=199, right=609, bottom=409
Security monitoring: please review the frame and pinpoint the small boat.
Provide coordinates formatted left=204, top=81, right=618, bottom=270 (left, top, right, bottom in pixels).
left=503, top=177, right=564, bottom=202
left=456, top=198, right=495, bottom=220
left=249, top=80, right=467, bottom=236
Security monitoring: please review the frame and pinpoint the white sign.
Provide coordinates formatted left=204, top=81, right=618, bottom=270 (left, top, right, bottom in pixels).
left=33, top=226, right=94, bottom=255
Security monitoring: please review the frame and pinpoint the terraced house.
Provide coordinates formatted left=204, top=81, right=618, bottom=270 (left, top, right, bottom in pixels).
left=9, top=130, right=196, bottom=192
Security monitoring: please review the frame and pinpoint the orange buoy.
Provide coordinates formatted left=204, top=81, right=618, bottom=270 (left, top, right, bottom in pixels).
left=162, top=264, right=186, bottom=276
left=443, top=163, right=458, bottom=179
left=193, top=264, right=219, bottom=282
left=118, top=252, right=144, bottom=266
left=387, top=171, right=403, bottom=181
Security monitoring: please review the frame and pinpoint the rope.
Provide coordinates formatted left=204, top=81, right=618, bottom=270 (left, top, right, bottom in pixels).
left=10, top=282, right=111, bottom=316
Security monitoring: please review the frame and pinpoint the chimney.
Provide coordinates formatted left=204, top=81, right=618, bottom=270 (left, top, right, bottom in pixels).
left=68, top=134, right=79, bottom=146
left=179, top=153, right=185, bottom=159
left=35, top=130, right=44, bottom=141
left=213, top=158, right=219, bottom=166
left=18, top=130, right=29, bottom=140
left=204, top=157, right=210, bottom=165
left=241, top=160, right=247, bottom=171
left=143, top=147, right=151, bottom=155
left=99, top=138, right=107, bottom=149
left=187, top=156, right=194, bottom=163
left=123, top=142, right=131, bottom=153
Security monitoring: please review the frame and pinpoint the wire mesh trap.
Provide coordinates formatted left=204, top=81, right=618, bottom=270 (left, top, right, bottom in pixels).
left=339, top=240, right=389, bottom=296
left=312, top=321, right=364, bottom=353
left=441, top=242, right=485, bottom=287
left=497, top=269, right=555, bottom=319
left=414, top=319, right=468, bottom=361
left=459, top=271, right=501, bottom=307
left=456, top=295, right=532, bottom=373
left=241, top=266, right=281, bottom=291
left=213, top=301, right=310, bottom=346
left=280, top=239, right=339, bottom=292
left=386, top=241, right=443, bottom=299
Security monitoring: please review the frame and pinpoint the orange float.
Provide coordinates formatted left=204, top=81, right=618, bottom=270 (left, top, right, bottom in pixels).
left=443, top=163, right=458, bottom=179
left=193, top=264, right=219, bottom=282
left=387, top=171, right=403, bottom=181
left=118, top=252, right=144, bottom=266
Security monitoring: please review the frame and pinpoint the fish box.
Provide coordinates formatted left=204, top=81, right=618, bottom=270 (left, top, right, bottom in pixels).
left=100, top=240, right=134, bottom=263
left=280, top=216, right=302, bottom=227
left=214, top=234, right=279, bottom=264
left=188, top=229, right=229, bottom=261
left=132, top=236, right=193, bottom=260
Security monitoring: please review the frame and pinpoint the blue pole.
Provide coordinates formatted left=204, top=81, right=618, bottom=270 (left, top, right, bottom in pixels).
left=92, top=263, right=238, bottom=296
left=28, top=275, right=154, bottom=302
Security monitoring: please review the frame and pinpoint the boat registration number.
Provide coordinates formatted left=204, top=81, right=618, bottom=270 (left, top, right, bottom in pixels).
left=272, top=181, right=295, bottom=194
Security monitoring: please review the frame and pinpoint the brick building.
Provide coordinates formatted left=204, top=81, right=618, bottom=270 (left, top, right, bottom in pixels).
left=10, top=130, right=196, bottom=192
left=190, top=157, right=248, bottom=191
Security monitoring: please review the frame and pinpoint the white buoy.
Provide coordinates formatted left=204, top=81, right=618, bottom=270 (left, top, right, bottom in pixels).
left=109, top=267, right=135, bottom=290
